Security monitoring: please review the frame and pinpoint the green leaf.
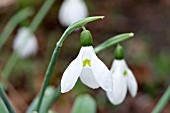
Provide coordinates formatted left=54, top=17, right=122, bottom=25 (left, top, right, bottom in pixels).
left=94, top=33, right=134, bottom=53
left=71, top=94, right=96, bottom=113
left=152, top=85, right=170, bottom=113
left=0, top=85, right=16, bottom=113
left=0, top=98, right=9, bottom=113
left=26, top=86, right=60, bottom=113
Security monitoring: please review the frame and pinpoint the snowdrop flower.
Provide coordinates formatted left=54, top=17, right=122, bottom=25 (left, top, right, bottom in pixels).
left=13, top=27, right=38, bottom=58
left=106, top=44, right=138, bottom=105
left=61, top=29, right=112, bottom=93
left=58, top=0, right=88, bottom=27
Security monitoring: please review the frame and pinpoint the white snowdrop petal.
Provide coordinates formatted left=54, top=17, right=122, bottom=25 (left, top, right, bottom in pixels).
left=110, top=59, right=127, bottom=73
left=61, top=57, right=82, bottom=93
left=110, top=60, right=120, bottom=70
left=107, top=71, right=127, bottom=105
left=90, top=48, right=112, bottom=92
left=80, top=68, right=100, bottom=89
left=19, top=36, right=38, bottom=58
left=126, top=69, right=138, bottom=97
left=58, top=0, right=88, bottom=26
left=13, top=27, right=38, bottom=58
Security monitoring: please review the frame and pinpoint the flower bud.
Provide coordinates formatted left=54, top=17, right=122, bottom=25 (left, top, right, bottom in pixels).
left=80, top=30, right=93, bottom=46
left=115, top=44, right=124, bottom=60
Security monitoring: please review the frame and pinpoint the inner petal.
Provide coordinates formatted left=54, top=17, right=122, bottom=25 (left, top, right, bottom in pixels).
left=80, top=68, right=100, bottom=89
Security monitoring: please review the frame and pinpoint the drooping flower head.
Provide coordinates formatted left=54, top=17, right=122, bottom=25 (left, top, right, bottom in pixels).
left=61, top=29, right=112, bottom=93
left=106, top=44, right=138, bottom=105
left=58, top=0, right=88, bottom=27
left=13, top=27, right=38, bottom=58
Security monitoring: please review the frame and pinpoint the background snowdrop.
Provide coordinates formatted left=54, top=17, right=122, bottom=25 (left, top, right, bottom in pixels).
left=106, top=44, right=138, bottom=105
left=58, top=0, right=88, bottom=26
left=13, top=27, right=38, bottom=58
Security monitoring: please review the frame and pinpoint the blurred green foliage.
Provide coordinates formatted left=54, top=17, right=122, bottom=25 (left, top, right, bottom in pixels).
left=71, top=94, right=96, bottom=113
left=18, top=0, right=43, bottom=7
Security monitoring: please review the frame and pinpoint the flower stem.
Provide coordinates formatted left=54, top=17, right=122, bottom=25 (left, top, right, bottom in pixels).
left=0, top=84, right=16, bottom=113
left=29, top=0, right=55, bottom=32
left=1, top=52, right=19, bottom=84
left=152, top=85, right=170, bottom=113
left=0, top=7, right=34, bottom=51
left=36, top=16, right=104, bottom=112
left=82, top=26, right=86, bottom=31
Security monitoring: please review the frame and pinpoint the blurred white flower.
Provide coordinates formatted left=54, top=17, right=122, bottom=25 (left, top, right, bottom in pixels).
left=61, top=46, right=112, bottom=93
left=13, top=27, right=38, bottom=58
left=58, top=0, right=88, bottom=27
left=106, top=59, right=138, bottom=105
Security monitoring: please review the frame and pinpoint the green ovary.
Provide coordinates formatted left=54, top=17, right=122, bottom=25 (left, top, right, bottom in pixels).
left=83, top=59, right=91, bottom=67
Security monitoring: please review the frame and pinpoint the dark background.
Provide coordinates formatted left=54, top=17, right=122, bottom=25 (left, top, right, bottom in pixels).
left=0, top=0, right=170, bottom=113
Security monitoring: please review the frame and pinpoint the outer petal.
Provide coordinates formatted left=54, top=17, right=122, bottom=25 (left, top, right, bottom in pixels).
left=126, top=69, right=138, bottom=97
left=80, top=68, right=100, bottom=89
left=61, top=48, right=84, bottom=93
left=106, top=71, right=127, bottom=105
left=110, top=60, right=120, bottom=73
left=90, top=47, right=112, bottom=92
left=110, top=59, right=127, bottom=72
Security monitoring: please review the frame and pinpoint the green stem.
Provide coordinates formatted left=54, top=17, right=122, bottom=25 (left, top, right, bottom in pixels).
left=1, top=53, right=19, bottom=84
left=82, top=26, right=86, bottom=31
left=36, top=16, right=104, bottom=112
left=0, top=85, right=16, bottom=113
left=152, top=85, right=170, bottom=113
left=1, top=0, right=55, bottom=84
left=29, top=0, right=55, bottom=32
left=0, top=7, right=34, bottom=51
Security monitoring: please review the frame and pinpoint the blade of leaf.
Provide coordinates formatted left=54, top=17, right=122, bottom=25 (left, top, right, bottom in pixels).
left=0, top=98, right=9, bottom=113
left=0, top=85, right=16, bottom=113
left=94, top=33, right=134, bottom=53
left=71, top=94, right=96, bottom=113
left=26, top=86, right=60, bottom=113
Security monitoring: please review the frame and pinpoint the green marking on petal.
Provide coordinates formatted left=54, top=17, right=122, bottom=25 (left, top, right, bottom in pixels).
left=123, top=70, right=128, bottom=77
left=83, top=59, right=91, bottom=67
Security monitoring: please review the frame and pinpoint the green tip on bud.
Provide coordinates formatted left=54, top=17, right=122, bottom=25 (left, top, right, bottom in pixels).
left=80, top=29, right=93, bottom=46
left=115, top=44, right=124, bottom=60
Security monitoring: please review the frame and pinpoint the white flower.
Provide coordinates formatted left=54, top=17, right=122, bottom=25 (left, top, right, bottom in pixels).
left=106, top=59, right=138, bottom=105
left=58, top=0, right=88, bottom=27
left=13, top=27, right=38, bottom=58
left=61, top=46, right=112, bottom=93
